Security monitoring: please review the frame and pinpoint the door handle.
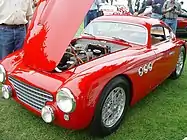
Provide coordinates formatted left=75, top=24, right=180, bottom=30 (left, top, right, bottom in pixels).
left=168, top=51, right=175, bottom=56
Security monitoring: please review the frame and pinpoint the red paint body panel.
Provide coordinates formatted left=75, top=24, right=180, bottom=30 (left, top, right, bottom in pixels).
left=1, top=2, right=186, bottom=130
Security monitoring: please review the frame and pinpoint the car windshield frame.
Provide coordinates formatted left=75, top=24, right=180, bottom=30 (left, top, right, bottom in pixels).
left=83, top=21, right=148, bottom=46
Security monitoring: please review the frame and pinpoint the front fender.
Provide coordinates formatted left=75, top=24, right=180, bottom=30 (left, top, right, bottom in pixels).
left=1, top=50, right=24, bottom=74
left=63, top=58, right=134, bottom=127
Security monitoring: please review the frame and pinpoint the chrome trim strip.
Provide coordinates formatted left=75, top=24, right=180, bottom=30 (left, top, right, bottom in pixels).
left=9, top=77, right=53, bottom=98
left=8, top=76, right=53, bottom=111
left=17, top=95, right=42, bottom=110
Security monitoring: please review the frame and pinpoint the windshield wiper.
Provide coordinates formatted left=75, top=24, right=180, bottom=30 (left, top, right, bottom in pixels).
left=83, top=32, right=95, bottom=37
left=111, top=36, right=128, bottom=43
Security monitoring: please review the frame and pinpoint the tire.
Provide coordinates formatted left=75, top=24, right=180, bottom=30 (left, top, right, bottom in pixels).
left=89, top=76, right=130, bottom=137
left=170, top=46, right=186, bottom=79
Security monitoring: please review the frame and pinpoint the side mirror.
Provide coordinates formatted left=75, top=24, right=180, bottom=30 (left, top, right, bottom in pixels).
left=170, top=31, right=176, bottom=41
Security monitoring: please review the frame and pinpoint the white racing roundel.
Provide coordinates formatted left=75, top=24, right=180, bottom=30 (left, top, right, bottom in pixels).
left=138, top=62, right=153, bottom=76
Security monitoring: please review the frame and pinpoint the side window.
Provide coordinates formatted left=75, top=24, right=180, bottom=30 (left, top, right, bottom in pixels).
left=151, top=26, right=165, bottom=45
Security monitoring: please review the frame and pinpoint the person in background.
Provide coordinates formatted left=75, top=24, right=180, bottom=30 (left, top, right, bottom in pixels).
left=0, top=0, right=33, bottom=60
left=128, top=0, right=134, bottom=14
left=139, top=0, right=153, bottom=16
left=84, top=0, right=105, bottom=28
left=134, top=0, right=165, bottom=18
left=179, top=1, right=185, bottom=14
left=132, top=0, right=147, bottom=15
left=180, top=1, right=184, bottom=6
left=33, top=0, right=40, bottom=8
left=137, top=0, right=147, bottom=15
left=151, top=0, right=165, bottom=19
left=162, top=0, right=181, bottom=33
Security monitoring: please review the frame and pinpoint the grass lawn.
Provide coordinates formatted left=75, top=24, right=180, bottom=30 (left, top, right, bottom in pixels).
left=0, top=32, right=187, bottom=140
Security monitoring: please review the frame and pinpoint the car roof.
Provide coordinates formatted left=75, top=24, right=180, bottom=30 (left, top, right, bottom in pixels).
left=94, top=15, right=164, bottom=27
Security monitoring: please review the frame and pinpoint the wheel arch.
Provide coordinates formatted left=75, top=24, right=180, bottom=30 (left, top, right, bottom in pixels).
left=183, top=42, right=186, bottom=61
left=90, top=73, right=134, bottom=115
left=115, top=74, right=134, bottom=105
left=95, top=74, right=134, bottom=107
left=88, top=73, right=134, bottom=135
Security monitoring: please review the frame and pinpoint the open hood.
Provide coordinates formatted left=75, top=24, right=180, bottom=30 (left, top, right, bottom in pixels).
left=23, top=0, right=94, bottom=71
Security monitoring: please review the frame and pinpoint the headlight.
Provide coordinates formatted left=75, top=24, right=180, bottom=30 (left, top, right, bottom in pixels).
left=0, top=65, right=6, bottom=83
left=56, top=88, right=76, bottom=113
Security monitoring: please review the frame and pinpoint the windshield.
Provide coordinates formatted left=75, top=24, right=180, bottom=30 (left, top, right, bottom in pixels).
left=84, top=21, right=147, bottom=45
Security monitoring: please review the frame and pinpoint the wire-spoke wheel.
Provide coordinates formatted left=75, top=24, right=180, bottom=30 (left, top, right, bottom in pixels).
left=171, top=46, right=186, bottom=79
left=101, top=87, right=126, bottom=128
left=176, top=51, right=185, bottom=75
left=90, top=77, right=130, bottom=137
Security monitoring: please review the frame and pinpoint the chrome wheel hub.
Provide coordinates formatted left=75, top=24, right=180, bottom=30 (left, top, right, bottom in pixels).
left=176, top=51, right=184, bottom=75
left=101, top=87, right=126, bottom=128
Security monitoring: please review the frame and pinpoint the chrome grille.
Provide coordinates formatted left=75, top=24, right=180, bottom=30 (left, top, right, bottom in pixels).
left=8, top=76, right=53, bottom=111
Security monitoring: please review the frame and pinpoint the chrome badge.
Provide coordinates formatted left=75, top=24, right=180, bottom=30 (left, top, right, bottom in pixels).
left=29, top=71, right=35, bottom=74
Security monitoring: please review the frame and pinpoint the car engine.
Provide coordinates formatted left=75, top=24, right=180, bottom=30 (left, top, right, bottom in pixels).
left=56, top=43, right=111, bottom=71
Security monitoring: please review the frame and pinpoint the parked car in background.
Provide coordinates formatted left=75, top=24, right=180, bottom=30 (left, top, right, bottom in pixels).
left=176, top=9, right=187, bottom=37
left=0, top=0, right=186, bottom=137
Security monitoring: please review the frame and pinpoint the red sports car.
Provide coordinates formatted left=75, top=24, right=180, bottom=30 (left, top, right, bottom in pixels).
left=0, top=0, right=187, bottom=137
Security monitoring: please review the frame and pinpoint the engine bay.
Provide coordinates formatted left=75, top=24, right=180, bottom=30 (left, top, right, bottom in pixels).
left=56, top=43, right=111, bottom=71
left=55, top=39, right=128, bottom=72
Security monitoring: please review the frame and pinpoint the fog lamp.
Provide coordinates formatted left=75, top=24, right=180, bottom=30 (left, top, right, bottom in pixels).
left=41, top=105, right=55, bottom=123
left=2, top=85, right=12, bottom=99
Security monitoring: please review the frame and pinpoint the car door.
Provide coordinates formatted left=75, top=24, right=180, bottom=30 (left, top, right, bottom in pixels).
left=150, top=25, right=179, bottom=87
